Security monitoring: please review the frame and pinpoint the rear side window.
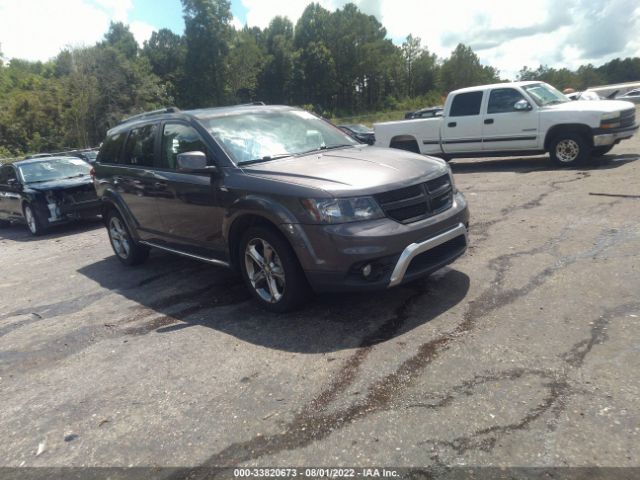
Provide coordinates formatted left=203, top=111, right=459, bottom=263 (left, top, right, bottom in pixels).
left=122, top=124, right=158, bottom=167
left=488, top=88, right=526, bottom=114
left=97, top=132, right=125, bottom=164
left=160, top=123, right=207, bottom=170
left=449, top=91, right=483, bottom=117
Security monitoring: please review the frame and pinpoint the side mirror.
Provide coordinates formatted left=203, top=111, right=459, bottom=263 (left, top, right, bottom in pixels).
left=514, top=99, right=532, bottom=111
left=7, top=178, right=20, bottom=189
left=176, top=151, right=218, bottom=174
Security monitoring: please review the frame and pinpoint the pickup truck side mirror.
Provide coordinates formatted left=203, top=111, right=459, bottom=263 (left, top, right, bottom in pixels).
left=177, top=151, right=218, bottom=174
left=514, top=99, right=532, bottom=111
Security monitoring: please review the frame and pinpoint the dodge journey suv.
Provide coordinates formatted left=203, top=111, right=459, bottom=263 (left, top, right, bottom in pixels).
left=94, top=105, right=470, bottom=311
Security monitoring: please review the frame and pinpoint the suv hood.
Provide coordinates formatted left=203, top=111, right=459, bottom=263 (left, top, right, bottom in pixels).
left=241, top=146, right=449, bottom=196
left=543, top=99, right=635, bottom=113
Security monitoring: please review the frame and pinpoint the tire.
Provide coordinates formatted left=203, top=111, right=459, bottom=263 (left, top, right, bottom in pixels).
left=239, top=225, right=310, bottom=312
left=592, top=145, right=614, bottom=157
left=23, top=203, right=47, bottom=236
left=106, top=209, right=149, bottom=266
left=549, top=132, right=591, bottom=167
left=390, top=139, right=420, bottom=153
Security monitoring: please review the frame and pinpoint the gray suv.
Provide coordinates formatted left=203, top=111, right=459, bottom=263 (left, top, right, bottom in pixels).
left=94, top=105, right=470, bottom=311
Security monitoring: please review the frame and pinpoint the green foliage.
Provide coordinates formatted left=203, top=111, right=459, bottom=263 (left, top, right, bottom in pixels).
left=1, top=2, right=640, bottom=159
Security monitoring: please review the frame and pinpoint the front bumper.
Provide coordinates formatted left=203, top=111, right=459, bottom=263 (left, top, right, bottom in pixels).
left=284, top=192, right=469, bottom=293
left=593, top=124, right=639, bottom=146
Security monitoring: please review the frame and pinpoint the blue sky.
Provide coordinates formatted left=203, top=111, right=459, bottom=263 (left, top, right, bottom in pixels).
left=1, top=0, right=639, bottom=81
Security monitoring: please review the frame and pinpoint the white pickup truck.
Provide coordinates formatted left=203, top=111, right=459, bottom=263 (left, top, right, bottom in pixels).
left=374, top=81, right=638, bottom=166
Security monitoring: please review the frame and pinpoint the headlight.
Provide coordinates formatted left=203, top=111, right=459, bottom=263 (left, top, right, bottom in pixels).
left=301, top=197, right=384, bottom=224
left=600, top=111, right=621, bottom=129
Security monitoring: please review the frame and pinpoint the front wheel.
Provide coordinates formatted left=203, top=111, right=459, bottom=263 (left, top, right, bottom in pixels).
left=592, top=145, right=614, bottom=157
left=107, top=210, right=149, bottom=266
left=23, top=204, right=46, bottom=236
left=239, top=226, right=310, bottom=312
left=549, top=133, right=591, bottom=167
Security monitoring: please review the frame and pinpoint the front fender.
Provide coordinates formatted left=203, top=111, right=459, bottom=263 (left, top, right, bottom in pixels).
left=100, top=188, right=141, bottom=241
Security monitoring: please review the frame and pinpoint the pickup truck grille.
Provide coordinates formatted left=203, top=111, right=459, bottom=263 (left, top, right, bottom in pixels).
left=375, top=174, right=453, bottom=224
left=621, top=108, right=636, bottom=128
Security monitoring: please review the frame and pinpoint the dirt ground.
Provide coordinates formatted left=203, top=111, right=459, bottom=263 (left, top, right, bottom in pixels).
left=1, top=126, right=639, bottom=475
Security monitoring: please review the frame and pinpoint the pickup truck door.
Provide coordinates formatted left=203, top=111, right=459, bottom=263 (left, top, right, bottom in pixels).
left=482, top=87, right=539, bottom=151
left=441, top=91, right=485, bottom=153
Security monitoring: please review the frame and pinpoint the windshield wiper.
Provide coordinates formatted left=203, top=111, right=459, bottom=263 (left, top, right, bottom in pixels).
left=296, top=144, right=354, bottom=156
left=64, top=173, right=89, bottom=179
left=240, top=153, right=293, bottom=166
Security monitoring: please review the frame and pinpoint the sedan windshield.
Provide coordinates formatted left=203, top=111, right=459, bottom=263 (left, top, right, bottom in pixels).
left=203, top=109, right=357, bottom=165
left=522, top=83, right=570, bottom=107
left=18, top=158, right=91, bottom=183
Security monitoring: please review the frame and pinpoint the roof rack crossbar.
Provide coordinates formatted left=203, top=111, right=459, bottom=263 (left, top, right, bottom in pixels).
left=121, top=107, right=180, bottom=124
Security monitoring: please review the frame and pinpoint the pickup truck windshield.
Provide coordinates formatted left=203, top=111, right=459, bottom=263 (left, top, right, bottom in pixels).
left=522, top=83, right=570, bottom=107
left=204, top=110, right=357, bottom=165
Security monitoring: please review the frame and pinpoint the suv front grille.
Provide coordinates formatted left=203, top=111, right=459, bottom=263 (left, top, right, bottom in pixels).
left=374, top=174, right=453, bottom=224
left=621, top=108, right=636, bottom=128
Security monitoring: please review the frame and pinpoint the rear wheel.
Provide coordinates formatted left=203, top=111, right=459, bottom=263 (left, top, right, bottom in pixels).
left=239, top=226, right=310, bottom=312
left=592, top=145, right=614, bottom=157
left=549, top=133, right=591, bottom=167
left=23, top=204, right=46, bottom=236
left=107, top=209, right=149, bottom=266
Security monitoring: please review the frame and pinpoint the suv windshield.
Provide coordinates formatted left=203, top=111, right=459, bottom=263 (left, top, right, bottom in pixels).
left=522, top=83, right=570, bottom=107
left=203, top=109, right=357, bottom=165
left=18, top=158, right=91, bottom=183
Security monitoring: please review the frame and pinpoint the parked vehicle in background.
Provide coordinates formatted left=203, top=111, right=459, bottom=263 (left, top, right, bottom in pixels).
left=68, top=149, right=99, bottom=164
left=616, top=89, right=640, bottom=104
left=94, top=105, right=469, bottom=311
left=405, top=106, right=443, bottom=119
left=567, top=91, right=602, bottom=101
left=337, top=124, right=375, bottom=145
left=0, top=157, right=101, bottom=235
left=375, top=81, right=638, bottom=167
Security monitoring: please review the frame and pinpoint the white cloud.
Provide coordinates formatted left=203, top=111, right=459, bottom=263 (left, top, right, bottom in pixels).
left=130, top=20, right=156, bottom=46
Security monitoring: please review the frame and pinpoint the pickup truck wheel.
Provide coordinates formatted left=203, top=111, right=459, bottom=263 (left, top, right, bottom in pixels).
left=23, top=204, right=47, bottom=236
left=107, top=210, right=149, bottom=266
left=550, top=133, right=591, bottom=167
left=240, top=226, right=310, bottom=312
left=592, top=145, right=614, bottom=156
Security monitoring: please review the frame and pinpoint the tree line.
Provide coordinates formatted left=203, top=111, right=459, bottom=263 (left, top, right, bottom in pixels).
left=1, top=0, right=639, bottom=157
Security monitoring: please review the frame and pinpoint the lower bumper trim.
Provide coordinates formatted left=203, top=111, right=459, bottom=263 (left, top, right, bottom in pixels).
left=388, top=223, right=468, bottom=287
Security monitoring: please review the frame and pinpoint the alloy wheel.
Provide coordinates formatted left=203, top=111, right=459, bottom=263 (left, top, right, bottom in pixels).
left=24, top=206, right=37, bottom=234
left=555, top=139, right=580, bottom=163
left=109, top=216, right=131, bottom=259
left=244, top=237, right=286, bottom=304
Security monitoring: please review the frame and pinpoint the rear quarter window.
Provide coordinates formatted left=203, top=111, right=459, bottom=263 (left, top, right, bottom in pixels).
left=97, top=132, right=126, bottom=164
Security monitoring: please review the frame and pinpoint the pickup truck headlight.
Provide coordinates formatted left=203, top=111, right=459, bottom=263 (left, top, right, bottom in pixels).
left=302, top=197, right=384, bottom=223
left=600, top=112, right=621, bottom=129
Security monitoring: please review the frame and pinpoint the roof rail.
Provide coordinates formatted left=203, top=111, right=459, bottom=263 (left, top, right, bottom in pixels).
left=121, top=107, right=181, bottom=124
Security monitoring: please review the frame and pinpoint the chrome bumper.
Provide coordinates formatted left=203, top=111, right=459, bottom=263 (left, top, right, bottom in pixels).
left=388, top=222, right=468, bottom=287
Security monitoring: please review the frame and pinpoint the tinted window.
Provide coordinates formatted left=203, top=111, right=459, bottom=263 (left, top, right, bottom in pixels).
left=97, top=132, right=125, bottom=164
left=449, top=91, right=483, bottom=117
left=160, top=124, right=207, bottom=170
left=488, top=88, right=526, bottom=114
left=0, top=165, right=17, bottom=185
left=122, top=124, right=158, bottom=167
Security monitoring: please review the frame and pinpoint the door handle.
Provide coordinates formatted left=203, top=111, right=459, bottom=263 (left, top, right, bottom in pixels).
left=448, top=122, right=457, bottom=128
left=154, top=181, right=168, bottom=189
left=484, top=118, right=494, bottom=124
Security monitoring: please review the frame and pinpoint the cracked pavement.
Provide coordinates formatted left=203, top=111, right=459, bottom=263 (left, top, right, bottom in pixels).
left=1, top=128, right=639, bottom=472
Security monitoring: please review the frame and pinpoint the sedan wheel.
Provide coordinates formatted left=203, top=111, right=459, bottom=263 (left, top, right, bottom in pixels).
left=23, top=204, right=45, bottom=236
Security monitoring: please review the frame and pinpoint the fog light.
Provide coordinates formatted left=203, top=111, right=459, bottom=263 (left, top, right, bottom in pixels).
left=362, top=264, right=372, bottom=277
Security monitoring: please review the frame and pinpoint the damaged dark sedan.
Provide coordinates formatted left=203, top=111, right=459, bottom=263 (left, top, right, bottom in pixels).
left=0, top=157, right=101, bottom=236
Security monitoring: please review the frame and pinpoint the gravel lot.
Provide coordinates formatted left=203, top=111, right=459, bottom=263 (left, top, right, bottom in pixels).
left=1, top=127, right=639, bottom=474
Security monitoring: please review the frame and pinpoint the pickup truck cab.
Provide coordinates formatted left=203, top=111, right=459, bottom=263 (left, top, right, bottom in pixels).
left=375, top=81, right=638, bottom=166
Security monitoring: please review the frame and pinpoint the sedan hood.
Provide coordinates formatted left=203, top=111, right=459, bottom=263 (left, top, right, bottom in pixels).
left=26, top=176, right=93, bottom=192
left=241, top=146, right=449, bottom=196
left=544, top=99, right=635, bottom=113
